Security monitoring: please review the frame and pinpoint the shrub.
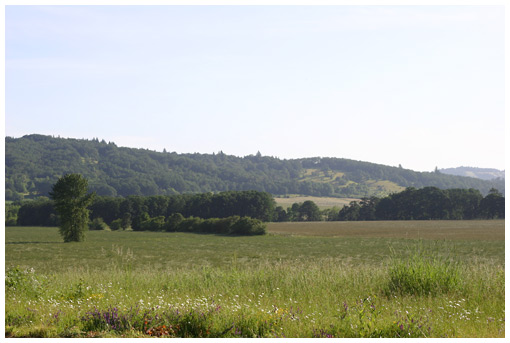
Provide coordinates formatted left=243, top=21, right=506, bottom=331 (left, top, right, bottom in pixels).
left=198, top=218, right=220, bottom=233
left=230, top=217, right=266, bottom=235
left=165, top=213, right=184, bottom=232
left=128, top=213, right=265, bottom=236
left=177, top=217, right=204, bottom=232
left=132, top=212, right=150, bottom=231
left=89, top=218, right=110, bottom=231
left=216, top=216, right=240, bottom=234
left=110, top=219, right=123, bottom=231
left=121, top=213, right=132, bottom=230
left=141, top=216, right=166, bottom=231
left=197, top=216, right=239, bottom=234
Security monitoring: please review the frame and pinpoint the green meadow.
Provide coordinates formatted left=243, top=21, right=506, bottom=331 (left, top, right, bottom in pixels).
left=5, top=221, right=505, bottom=338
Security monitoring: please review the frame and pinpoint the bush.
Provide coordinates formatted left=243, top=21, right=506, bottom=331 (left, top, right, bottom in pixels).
left=130, top=213, right=266, bottom=236
left=121, top=213, right=131, bottom=230
left=164, top=213, right=184, bottom=232
left=230, top=217, right=266, bottom=236
left=197, top=218, right=220, bottom=233
left=132, top=212, right=150, bottom=231
left=110, top=219, right=123, bottom=231
left=177, top=217, right=204, bottom=232
left=89, top=218, right=110, bottom=231
left=216, top=216, right=240, bottom=234
left=141, top=216, right=166, bottom=231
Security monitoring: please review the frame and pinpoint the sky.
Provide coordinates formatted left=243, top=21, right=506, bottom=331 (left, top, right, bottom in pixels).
left=4, top=4, right=506, bottom=172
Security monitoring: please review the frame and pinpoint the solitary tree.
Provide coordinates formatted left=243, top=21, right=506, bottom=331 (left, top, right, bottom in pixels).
left=49, top=174, right=95, bottom=242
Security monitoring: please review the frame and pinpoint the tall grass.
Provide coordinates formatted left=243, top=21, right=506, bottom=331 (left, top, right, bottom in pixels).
left=385, top=241, right=462, bottom=296
left=5, top=257, right=504, bottom=338
left=5, top=225, right=505, bottom=337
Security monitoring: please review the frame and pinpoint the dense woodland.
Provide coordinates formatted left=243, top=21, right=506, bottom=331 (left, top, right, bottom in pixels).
left=6, top=134, right=505, bottom=200
left=6, top=187, right=504, bottom=230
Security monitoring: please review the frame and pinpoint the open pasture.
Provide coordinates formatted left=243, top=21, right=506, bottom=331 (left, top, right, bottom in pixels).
left=273, top=196, right=358, bottom=209
left=5, top=221, right=505, bottom=338
left=268, top=220, right=505, bottom=240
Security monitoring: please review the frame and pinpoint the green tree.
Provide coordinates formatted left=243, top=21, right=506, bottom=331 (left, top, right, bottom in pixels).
left=49, top=174, right=95, bottom=242
left=298, top=200, right=321, bottom=221
left=480, top=188, right=505, bottom=219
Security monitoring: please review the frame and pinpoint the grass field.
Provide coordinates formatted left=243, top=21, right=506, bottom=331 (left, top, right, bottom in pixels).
left=273, top=196, right=359, bottom=209
left=5, top=221, right=505, bottom=338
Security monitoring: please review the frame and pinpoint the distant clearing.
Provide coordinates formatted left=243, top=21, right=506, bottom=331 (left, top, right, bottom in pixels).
left=267, top=220, right=505, bottom=241
left=274, top=196, right=358, bottom=209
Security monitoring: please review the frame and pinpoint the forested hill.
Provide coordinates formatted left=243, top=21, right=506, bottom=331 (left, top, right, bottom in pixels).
left=439, top=167, right=505, bottom=180
left=5, top=134, right=504, bottom=200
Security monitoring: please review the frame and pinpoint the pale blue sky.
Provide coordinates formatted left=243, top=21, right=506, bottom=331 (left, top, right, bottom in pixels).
left=5, top=5, right=505, bottom=172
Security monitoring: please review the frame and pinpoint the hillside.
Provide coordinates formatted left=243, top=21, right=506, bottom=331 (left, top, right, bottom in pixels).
left=5, top=134, right=505, bottom=200
left=439, top=167, right=505, bottom=180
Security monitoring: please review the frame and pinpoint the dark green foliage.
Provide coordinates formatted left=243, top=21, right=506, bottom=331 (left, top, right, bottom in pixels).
left=133, top=215, right=267, bottom=235
left=273, top=206, right=289, bottom=222
left=284, top=201, right=324, bottom=222
left=121, top=213, right=132, bottom=230
left=165, top=213, right=184, bottom=232
left=230, top=217, right=266, bottom=235
left=89, top=217, right=109, bottom=231
left=445, top=188, right=483, bottom=219
left=141, top=216, right=166, bottom=232
left=5, top=202, right=21, bottom=226
left=12, top=190, right=276, bottom=229
left=110, top=219, right=123, bottom=231
left=479, top=188, right=505, bottom=219
left=49, top=174, right=95, bottom=242
left=89, top=196, right=122, bottom=224
left=6, top=135, right=504, bottom=200
left=16, top=198, right=57, bottom=226
left=132, top=212, right=150, bottom=231
left=337, top=201, right=361, bottom=221
left=9, top=187, right=503, bottom=229
left=295, top=200, right=321, bottom=221
left=338, top=187, right=504, bottom=221
left=177, top=217, right=204, bottom=233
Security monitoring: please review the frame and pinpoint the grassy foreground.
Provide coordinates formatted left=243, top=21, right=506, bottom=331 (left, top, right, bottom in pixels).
left=5, top=222, right=505, bottom=338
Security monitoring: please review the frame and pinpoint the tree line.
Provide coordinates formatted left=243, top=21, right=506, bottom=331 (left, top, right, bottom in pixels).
left=9, top=190, right=275, bottom=230
left=7, top=187, right=504, bottom=229
left=334, top=187, right=505, bottom=221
